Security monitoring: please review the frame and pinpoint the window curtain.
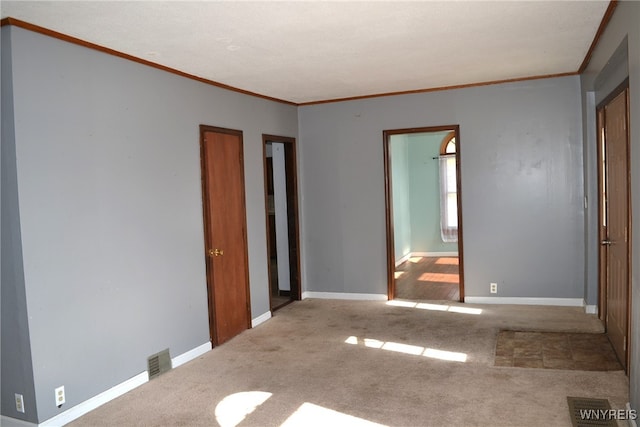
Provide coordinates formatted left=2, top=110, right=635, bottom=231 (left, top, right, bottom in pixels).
left=439, top=154, right=458, bottom=242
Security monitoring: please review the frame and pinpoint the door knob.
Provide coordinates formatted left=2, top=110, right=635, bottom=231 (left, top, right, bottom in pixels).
left=208, top=248, right=224, bottom=257
left=601, top=240, right=613, bottom=246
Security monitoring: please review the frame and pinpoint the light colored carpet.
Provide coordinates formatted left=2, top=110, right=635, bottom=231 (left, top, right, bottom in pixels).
left=69, top=299, right=629, bottom=427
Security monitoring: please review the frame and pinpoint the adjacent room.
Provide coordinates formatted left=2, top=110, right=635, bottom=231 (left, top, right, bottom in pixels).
left=388, top=129, right=462, bottom=301
left=1, top=1, right=638, bottom=426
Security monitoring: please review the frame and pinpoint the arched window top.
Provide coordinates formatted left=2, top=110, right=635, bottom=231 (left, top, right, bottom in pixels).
left=440, top=131, right=456, bottom=155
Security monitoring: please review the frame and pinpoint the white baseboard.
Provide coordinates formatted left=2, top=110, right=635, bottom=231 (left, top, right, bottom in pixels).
left=38, top=341, right=211, bottom=426
left=395, top=252, right=458, bottom=267
left=302, top=291, right=388, bottom=301
left=1, top=416, right=37, bottom=427
left=171, top=342, right=212, bottom=368
left=464, top=297, right=585, bottom=307
left=411, top=251, right=459, bottom=257
left=39, top=372, right=149, bottom=427
left=395, top=253, right=412, bottom=267
left=252, top=311, right=272, bottom=327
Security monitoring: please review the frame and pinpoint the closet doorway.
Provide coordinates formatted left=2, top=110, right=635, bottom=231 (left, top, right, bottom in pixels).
left=383, top=126, right=465, bottom=301
left=263, top=135, right=301, bottom=311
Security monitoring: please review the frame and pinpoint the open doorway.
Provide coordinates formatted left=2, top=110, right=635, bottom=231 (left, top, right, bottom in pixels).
left=263, top=134, right=302, bottom=311
left=383, top=126, right=464, bottom=301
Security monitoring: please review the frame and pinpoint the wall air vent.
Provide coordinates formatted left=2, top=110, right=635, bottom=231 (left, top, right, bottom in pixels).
left=147, top=348, right=172, bottom=380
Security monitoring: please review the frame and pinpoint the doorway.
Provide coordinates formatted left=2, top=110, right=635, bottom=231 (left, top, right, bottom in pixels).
left=597, top=81, right=632, bottom=372
left=383, top=126, right=465, bottom=301
left=199, top=125, right=252, bottom=345
left=262, top=134, right=302, bottom=311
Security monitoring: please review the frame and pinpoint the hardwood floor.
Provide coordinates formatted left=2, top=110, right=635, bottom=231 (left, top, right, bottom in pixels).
left=270, top=257, right=293, bottom=311
left=395, top=256, right=460, bottom=301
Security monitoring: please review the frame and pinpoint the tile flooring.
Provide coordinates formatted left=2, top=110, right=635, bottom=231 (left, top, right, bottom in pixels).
left=494, top=331, right=622, bottom=371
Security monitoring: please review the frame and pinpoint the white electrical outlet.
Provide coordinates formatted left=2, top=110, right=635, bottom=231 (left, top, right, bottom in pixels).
left=490, top=283, right=498, bottom=294
left=15, top=393, right=25, bottom=413
left=55, top=386, right=65, bottom=407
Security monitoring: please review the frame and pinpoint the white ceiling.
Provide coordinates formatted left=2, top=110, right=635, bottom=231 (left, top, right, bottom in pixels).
left=1, top=1, right=610, bottom=104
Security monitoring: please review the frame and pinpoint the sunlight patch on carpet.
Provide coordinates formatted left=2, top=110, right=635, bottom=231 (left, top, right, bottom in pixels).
left=387, top=300, right=482, bottom=315
left=215, top=391, right=272, bottom=427
left=281, top=402, right=387, bottom=427
left=345, top=336, right=467, bottom=362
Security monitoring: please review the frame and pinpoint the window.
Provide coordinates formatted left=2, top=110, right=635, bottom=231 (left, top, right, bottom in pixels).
left=439, top=132, right=457, bottom=242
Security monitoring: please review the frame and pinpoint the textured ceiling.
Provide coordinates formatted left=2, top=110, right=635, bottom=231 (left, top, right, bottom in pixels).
left=1, top=1, right=610, bottom=104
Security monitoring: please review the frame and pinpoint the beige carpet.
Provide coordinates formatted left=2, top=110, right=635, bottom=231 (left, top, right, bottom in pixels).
left=69, top=299, right=629, bottom=427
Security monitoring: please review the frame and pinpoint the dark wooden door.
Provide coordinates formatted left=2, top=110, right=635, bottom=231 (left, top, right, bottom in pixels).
left=600, top=88, right=630, bottom=370
left=200, top=126, right=251, bottom=345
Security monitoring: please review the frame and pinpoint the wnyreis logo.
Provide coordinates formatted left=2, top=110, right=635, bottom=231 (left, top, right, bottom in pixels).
left=580, top=409, right=638, bottom=421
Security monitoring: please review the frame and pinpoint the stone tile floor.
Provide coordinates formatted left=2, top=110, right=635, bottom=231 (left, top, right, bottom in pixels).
left=494, top=331, right=623, bottom=371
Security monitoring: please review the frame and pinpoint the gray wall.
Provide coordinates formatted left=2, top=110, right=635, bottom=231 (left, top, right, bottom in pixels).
left=580, top=0, right=640, bottom=411
left=1, top=26, right=39, bottom=424
left=3, top=26, right=297, bottom=422
left=299, top=75, right=584, bottom=298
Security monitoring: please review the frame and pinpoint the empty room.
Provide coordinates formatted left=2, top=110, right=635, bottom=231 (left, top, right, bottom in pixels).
left=1, top=1, right=638, bottom=426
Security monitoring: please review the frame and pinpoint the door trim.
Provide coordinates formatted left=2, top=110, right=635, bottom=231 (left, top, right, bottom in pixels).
left=199, top=125, right=252, bottom=345
left=597, top=107, right=607, bottom=322
left=262, top=134, right=302, bottom=311
left=383, top=125, right=465, bottom=301
left=595, top=79, right=632, bottom=372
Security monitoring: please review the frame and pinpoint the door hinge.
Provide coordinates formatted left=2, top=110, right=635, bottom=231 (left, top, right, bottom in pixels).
left=623, top=336, right=627, bottom=351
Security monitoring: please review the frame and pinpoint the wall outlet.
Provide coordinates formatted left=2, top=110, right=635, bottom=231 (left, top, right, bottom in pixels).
left=15, top=393, right=25, bottom=413
left=490, top=283, right=498, bottom=294
left=55, top=386, right=65, bottom=407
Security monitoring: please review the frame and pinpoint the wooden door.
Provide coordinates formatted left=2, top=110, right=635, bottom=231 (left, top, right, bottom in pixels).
left=200, top=126, right=251, bottom=345
left=599, top=87, right=631, bottom=370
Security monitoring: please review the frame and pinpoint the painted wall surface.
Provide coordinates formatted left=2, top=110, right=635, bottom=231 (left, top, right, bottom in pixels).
left=407, top=132, right=458, bottom=254
left=5, top=27, right=297, bottom=422
left=581, top=0, right=640, bottom=411
left=299, top=75, right=584, bottom=297
left=390, top=134, right=411, bottom=260
left=1, top=26, right=39, bottom=424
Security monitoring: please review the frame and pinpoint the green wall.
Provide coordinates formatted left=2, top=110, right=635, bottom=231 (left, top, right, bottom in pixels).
left=408, top=132, right=458, bottom=254
left=391, top=135, right=411, bottom=259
